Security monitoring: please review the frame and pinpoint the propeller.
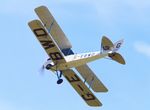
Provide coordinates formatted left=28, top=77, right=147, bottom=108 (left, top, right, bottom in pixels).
left=39, top=65, right=45, bottom=75
left=38, top=63, right=63, bottom=84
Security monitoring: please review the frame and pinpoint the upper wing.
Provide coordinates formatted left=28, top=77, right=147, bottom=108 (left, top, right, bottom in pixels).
left=76, top=64, right=108, bottom=92
left=28, top=20, right=66, bottom=64
left=62, top=69, right=102, bottom=107
left=34, top=6, right=72, bottom=50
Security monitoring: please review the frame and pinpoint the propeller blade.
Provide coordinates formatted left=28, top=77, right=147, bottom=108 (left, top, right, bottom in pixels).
left=108, top=52, right=126, bottom=65
left=39, top=65, right=45, bottom=75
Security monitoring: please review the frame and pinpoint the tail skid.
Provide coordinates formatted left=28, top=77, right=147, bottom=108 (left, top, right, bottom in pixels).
left=101, top=36, right=125, bottom=65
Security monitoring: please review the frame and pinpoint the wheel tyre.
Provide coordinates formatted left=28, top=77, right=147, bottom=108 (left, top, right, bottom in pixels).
left=57, top=79, right=63, bottom=84
left=46, top=64, right=52, bottom=70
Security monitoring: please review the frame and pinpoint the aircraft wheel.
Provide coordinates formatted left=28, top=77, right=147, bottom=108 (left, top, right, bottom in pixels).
left=57, top=79, right=63, bottom=84
left=46, top=64, right=52, bottom=70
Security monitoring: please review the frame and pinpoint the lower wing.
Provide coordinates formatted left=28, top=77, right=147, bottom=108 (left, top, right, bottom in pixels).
left=62, top=69, right=102, bottom=107
left=76, top=64, right=108, bottom=92
left=28, top=20, right=66, bottom=64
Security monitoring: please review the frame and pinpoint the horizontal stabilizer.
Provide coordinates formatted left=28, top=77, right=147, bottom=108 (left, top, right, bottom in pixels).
left=108, top=52, right=125, bottom=65
left=113, top=39, right=124, bottom=52
left=101, top=36, right=113, bottom=51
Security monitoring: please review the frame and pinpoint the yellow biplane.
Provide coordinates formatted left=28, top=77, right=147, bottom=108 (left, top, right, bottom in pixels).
left=28, top=6, right=125, bottom=107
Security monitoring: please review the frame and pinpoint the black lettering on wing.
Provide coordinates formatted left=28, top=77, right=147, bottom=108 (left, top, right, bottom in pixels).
left=82, top=93, right=96, bottom=101
left=49, top=52, right=63, bottom=61
left=33, top=28, right=47, bottom=37
left=77, top=84, right=84, bottom=92
left=40, top=40, right=55, bottom=49
left=65, top=74, right=80, bottom=83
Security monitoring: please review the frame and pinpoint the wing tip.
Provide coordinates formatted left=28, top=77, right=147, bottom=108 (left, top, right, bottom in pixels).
left=35, top=5, right=47, bottom=10
left=94, top=88, right=108, bottom=92
left=88, top=101, right=102, bottom=107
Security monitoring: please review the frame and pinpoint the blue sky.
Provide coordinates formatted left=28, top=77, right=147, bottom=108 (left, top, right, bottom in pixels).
left=0, top=0, right=150, bottom=110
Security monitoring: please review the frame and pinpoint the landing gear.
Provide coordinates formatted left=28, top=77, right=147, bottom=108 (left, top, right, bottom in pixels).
left=45, top=64, right=53, bottom=70
left=43, top=59, right=63, bottom=84
left=56, top=71, right=63, bottom=84
left=57, top=79, right=63, bottom=84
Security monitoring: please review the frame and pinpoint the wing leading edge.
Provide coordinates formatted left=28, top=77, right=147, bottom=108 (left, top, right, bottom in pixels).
left=62, top=69, right=102, bottom=107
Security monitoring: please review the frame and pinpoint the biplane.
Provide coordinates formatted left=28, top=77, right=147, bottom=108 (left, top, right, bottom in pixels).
left=28, top=6, right=125, bottom=107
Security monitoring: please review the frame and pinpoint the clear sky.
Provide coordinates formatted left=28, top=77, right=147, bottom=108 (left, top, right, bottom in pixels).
left=0, top=0, right=150, bottom=110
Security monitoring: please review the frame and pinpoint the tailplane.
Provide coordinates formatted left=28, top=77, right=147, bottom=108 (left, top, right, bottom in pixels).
left=101, top=36, right=125, bottom=65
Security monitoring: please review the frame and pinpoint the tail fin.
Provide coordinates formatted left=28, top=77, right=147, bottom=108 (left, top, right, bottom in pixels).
left=101, top=36, right=126, bottom=65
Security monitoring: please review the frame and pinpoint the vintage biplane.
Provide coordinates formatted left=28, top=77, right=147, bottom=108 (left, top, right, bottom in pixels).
left=28, top=6, right=125, bottom=107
